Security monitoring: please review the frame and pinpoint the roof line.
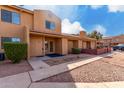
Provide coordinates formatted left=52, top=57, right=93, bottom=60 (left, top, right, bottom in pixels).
left=7, top=5, right=33, bottom=14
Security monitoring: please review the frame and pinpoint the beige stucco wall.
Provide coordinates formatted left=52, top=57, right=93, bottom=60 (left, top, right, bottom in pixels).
left=68, top=40, right=73, bottom=53
left=30, top=35, right=43, bottom=57
left=0, top=5, right=33, bottom=53
left=55, top=38, right=62, bottom=54
left=78, top=40, right=82, bottom=48
left=62, top=38, right=68, bottom=55
left=91, top=41, right=96, bottom=49
left=34, top=10, right=61, bottom=34
left=23, top=26, right=30, bottom=59
left=0, top=38, right=2, bottom=52
left=82, top=41, right=87, bottom=49
left=73, top=40, right=78, bottom=48
left=68, top=40, right=79, bottom=53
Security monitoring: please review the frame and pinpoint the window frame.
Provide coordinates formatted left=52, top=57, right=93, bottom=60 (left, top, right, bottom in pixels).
left=45, top=20, right=56, bottom=31
left=1, top=9, right=12, bottom=23
left=1, top=9, right=21, bottom=25
left=1, top=37, right=21, bottom=49
left=12, top=12, right=21, bottom=25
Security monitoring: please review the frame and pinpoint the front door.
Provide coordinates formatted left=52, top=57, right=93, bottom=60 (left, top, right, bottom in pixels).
left=45, top=40, right=55, bottom=54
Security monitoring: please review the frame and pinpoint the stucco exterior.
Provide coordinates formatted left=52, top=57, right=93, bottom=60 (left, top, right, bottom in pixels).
left=0, top=5, right=96, bottom=58
left=99, top=35, right=124, bottom=47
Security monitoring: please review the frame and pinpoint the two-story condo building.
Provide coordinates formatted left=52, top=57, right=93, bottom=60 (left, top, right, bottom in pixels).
left=0, top=5, right=96, bottom=59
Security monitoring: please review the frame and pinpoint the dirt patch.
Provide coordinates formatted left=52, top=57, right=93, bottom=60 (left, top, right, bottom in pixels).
left=0, top=60, right=33, bottom=78
left=44, top=54, right=94, bottom=66
left=40, top=52, right=124, bottom=83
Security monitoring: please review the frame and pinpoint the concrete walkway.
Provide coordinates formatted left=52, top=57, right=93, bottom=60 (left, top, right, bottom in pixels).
left=0, top=52, right=119, bottom=88
left=29, top=82, right=124, bottom=88
left=29, top=53, right=112, bottom=82
left=28, top=57, right=50, bottom=70
left=0, top=72, right=31, bottom=88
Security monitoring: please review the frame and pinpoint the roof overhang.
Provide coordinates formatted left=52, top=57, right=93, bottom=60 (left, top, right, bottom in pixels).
left=30, top=31, right=63, bottom=38
left=6, top=5, right=33, bottom=14
left=30, top=31, right=96, bottom=41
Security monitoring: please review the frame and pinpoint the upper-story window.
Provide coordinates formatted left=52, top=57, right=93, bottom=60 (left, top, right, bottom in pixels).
left=45, top=20, right=55, bottom=30
left=1, top=9, right=20, bottom=25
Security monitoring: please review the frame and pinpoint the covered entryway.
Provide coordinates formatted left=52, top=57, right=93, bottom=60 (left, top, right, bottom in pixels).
left=30, top=34, right=44, bottom=57
left=68, top=40, right=78, bottom=53
left=45, top=37, right=56, bottom=55
left=86, top=41, right=91, bottom=49
left=29, top=31, right=64, bottom=57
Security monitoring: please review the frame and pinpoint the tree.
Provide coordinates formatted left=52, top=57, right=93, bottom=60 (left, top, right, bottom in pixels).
left=87, top=30, right=103, bottom=40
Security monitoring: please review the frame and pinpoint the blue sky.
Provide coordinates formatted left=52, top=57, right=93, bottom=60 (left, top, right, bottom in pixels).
left=23, top=5, right=124, bottom=36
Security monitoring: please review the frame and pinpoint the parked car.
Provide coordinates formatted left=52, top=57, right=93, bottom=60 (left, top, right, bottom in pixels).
left=119, top=44, right=124, bottom=51
left=113, top=44, right=124, bottom=51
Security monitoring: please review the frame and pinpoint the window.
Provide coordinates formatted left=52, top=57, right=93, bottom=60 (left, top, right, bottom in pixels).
left=1, top=9, right=20, bottom=24
left=12, top=12, right=20, bottom=24
left=50, top=22, right=55, bottom=30
left=45, top=20, right=55, bottom=30
left=1, top=37, right=20, bottom=49
left=1, top=9, right=12, bottom=23
left=45, top=21, right=51, bottom=29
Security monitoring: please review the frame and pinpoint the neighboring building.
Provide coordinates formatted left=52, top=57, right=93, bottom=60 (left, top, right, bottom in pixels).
left=0, top=5, right=96, bottom=58
left=99, top=35, right=124, bottom=47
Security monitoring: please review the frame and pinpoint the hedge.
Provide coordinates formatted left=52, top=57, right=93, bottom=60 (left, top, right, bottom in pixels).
left=3, top=42, right=27, bottom=63
left=72, top=48, right=81, bottom=54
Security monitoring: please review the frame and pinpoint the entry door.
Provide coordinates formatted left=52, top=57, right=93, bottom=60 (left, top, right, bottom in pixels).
left=45, top=40, right=55, bottom=54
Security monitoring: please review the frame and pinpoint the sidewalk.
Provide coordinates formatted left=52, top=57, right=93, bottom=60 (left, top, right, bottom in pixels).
left=29, top=53, right=112, bottom=82
left=28, top=57, right=50, bottom=70
left=29, top=82, right=124, bottom=88
left=0, top=53, right=114, bottom=88
left=0, top=72, right=31, bottom=88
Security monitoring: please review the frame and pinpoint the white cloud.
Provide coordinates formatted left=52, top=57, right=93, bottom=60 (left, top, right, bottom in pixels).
left=62, top=19, right=86, bottom=34
left=108, top=5, right=124, bottom=12
left=92, top=25, right=106, bottom=35
left=23, top=6, right=85, bottom=34
left=90, top=5, right=103, bottom=9
left=23, top=5, right=79, bottom=20
left=90, top=5, right=124, bottom=13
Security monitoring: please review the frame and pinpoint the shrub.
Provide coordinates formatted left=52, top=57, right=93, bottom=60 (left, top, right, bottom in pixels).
left=72, top=48, right=81, bottom=54
left=3, top=42, right=27, bottom=63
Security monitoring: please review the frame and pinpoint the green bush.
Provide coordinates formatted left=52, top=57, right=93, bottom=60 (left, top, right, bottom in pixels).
left=3, top=42, right=27, bottom=64
left=72, top=48, right=81, bottom=54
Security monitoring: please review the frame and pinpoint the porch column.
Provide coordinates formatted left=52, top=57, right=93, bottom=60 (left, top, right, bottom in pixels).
left=78, top=40, right=82, bottom=49
left=24, top=25, right=30, bottom=59
left=42, top=36, right=45, bottom=56
left=82, top=41, right=87, bottom=49
left=61, top=38, right=68, bottom=55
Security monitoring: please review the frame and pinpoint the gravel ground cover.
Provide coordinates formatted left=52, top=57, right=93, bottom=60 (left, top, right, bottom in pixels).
left=40, top=52, right=124, bottom=83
